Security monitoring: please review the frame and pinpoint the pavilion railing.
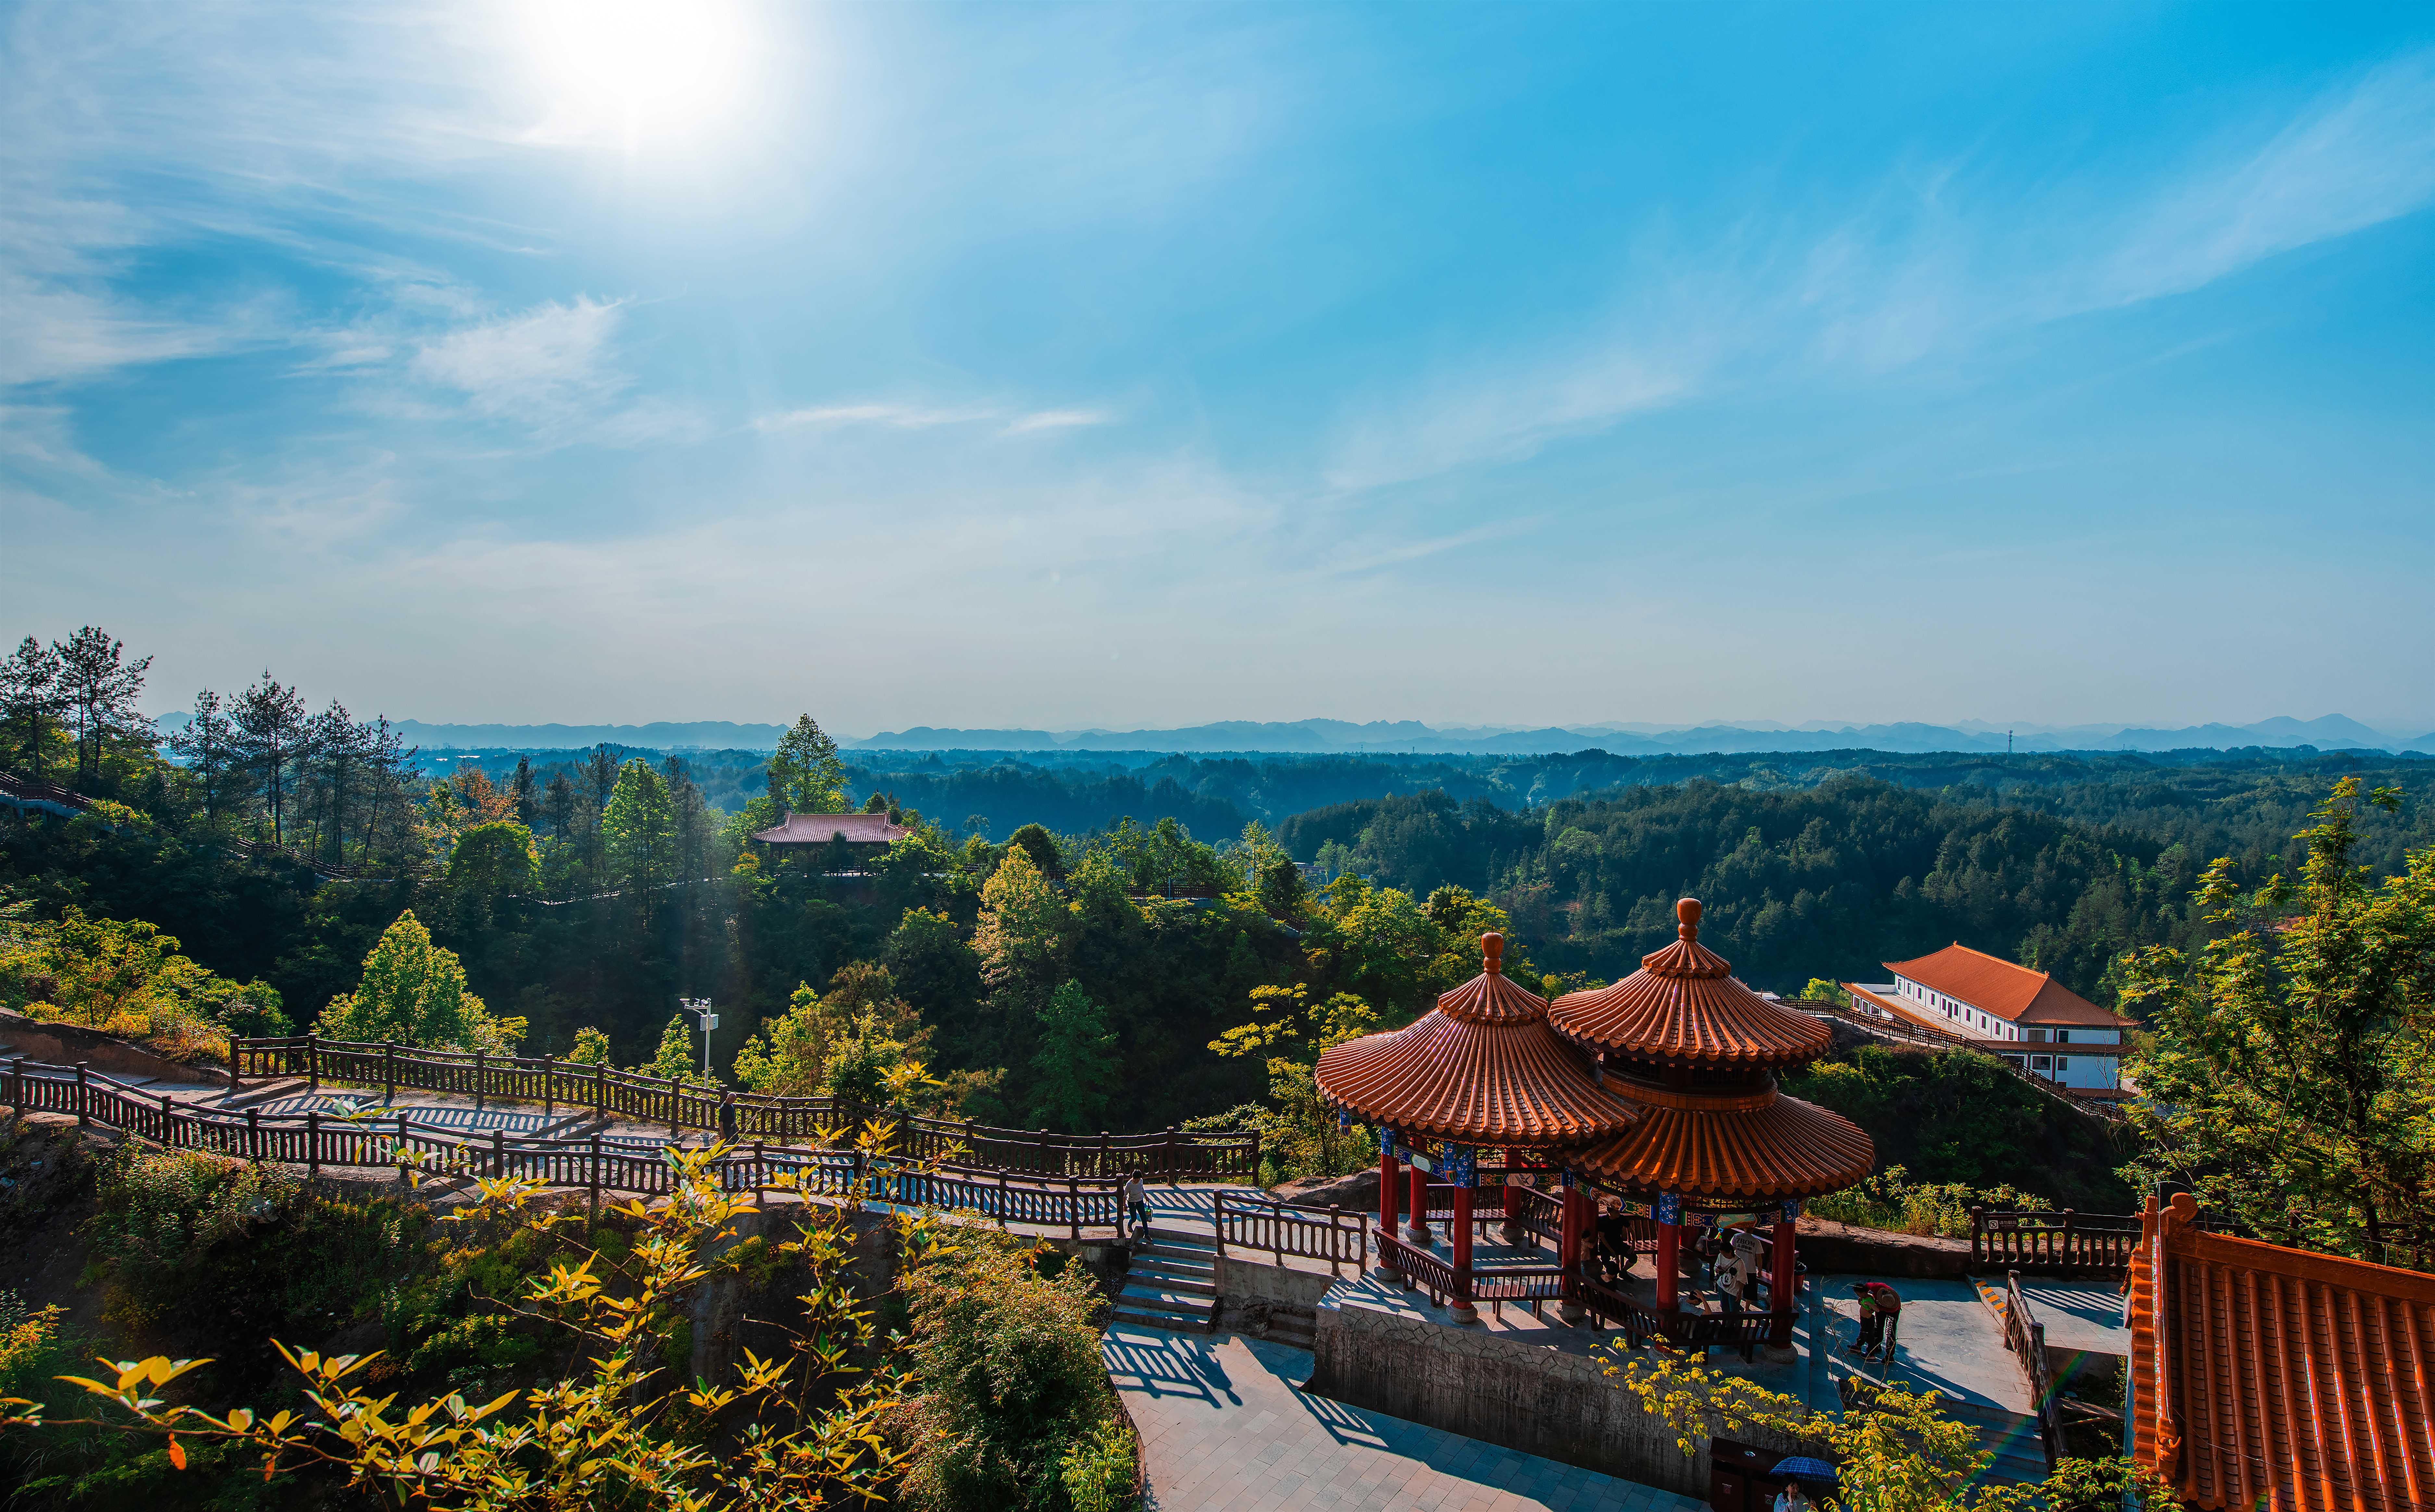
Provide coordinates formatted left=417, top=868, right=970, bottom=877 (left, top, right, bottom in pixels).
left=232, top=1034, right=1258, bottom=1182
left=1468, top=1266, right=1568, bottom=1304
left=1970, top=1207, right=2142, bottom=1273
left=1374, top=1231, right=1463, bottom=1307
left=1503, top=1183, right=1565, bottom=1245
left=1571, top=1277, right=1778, bottom=1354
left=2002, top=1270, right=2065, bottom=1473
left=6, top=1056, right=1126, bottom=1235
left=1214, top=1191, right=1369, bottom=1275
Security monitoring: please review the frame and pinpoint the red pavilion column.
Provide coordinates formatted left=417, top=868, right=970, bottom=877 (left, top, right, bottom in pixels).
left=1376, top=1134, right=1402, bottom=1278
left=1769, top=1201, right=1799, bottom=1349
left=1557, top=1177, right=1588, bottom=1324
left=1407, top=1163, right=1432, bottom=1245
left=1654, top=1192, right=1683, bottom=1312
left=1450, top=1178, right=1478, bottom=1324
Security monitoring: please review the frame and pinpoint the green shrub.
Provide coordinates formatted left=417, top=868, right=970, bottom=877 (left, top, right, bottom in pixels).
left=1058, top=1415, right=1137, bottom=1512
left=900, top=1233, right=1124, bottom=1512
left=1805, top=1165, right=2050, bottom=1237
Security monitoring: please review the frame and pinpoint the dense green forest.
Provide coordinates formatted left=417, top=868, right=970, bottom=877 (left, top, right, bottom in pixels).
left=6, top=624, right=2431, bottom=1144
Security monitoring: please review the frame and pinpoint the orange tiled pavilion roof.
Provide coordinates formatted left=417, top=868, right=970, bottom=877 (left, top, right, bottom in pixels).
left=2128, top=1192, right=2435, bottom=1511
left=1569, top=1081, right=1874, bottom=1201
left=1315, top=934, right=1643, bottom=1148
left=1547, top=899, right=1832, bottom=1067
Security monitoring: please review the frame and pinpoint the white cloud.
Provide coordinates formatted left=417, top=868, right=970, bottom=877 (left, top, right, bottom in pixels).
left=2097, top=49, right=2435, bottom=309
left=409, top=295, right=627, bottom=423
left=1003, top=408, right=1112, bottom=435
left=754, top=402, right=1114, bottom=437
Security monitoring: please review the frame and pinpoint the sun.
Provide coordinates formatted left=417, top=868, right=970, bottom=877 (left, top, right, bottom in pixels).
left=521, top=0, right=750, bottom=143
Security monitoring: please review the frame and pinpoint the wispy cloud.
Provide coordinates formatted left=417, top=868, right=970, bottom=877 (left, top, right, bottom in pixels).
left=755, top=402, right=1114, bottom=437
left=1323, top=46, right=2435, bottom=492
left=409, top=296, right=627, bottom=422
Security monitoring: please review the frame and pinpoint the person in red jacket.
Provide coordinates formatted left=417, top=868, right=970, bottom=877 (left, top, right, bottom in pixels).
left=1851, top=1281, right=1902, bottom=1359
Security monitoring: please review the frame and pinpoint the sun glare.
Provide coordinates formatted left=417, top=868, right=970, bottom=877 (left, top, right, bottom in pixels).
left=521, top=0, right=750, bottom=144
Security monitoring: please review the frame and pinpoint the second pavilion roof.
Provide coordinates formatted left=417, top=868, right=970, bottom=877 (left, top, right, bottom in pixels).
left=1314, top=933, right=1643, bottom=1148
left=1547, top=899, right=1833, bottom=1068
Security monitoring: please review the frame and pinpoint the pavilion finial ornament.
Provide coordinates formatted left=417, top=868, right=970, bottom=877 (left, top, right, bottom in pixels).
left=1678, top=898, right=1700, bottom=942
left=1482, top=931, right=1503, bottom=975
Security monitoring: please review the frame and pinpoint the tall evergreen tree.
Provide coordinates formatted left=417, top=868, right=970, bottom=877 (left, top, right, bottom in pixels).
left=231, top=674, right=312, bottom=845
left=0, top=637, right=64, bottom=782
left=543, top=772, right=577, bottom=840
left=167, top=689, right=238, bottom=824
left=603, top=758, right=678, bottom=893
left=1029, top=981, right=1116, bottom=1132
left=50, top=626, right=150, bottom=788
left=767, top=714, right=847, bottom=814
left=509, top=755, right=538, bottom=828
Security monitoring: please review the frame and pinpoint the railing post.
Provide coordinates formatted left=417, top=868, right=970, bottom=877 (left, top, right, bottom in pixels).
left=74, top=1062, right=89, bottom=1128
left=594, top=1060, right=606, bottom=1119
left=543, top=1055, right=554, bottom=1118
left=492, top=1127, right=505, bottom=1178
left=9, top=1057, right=21, bottom=1120
left=474, top=1050, right=485, bottom=1112
left=1165, top=1125, right=1177, bottom=1179
left=159, top=1094, right=176, bottom=1148
left=396, top=1112, right=409, bottom=1185
left=753, top=1140, right=766, bottom=1210
left=307, top=1110, right=321, bottom=1178
left=1215, top=1192, right=1228, bottom=1260
left=384, top=1041, right=396, bottom=1108
left=1069, top=1174, right=1081, bottom=1240
left=306, top=1033, right=318, bottom=1093
left=1097, top=1130, right=1110, bottom=1178
left=246, top=1106, right=260, bottom=1161
left=588, top=1132, right=602, bottom=1221
left=229, top=1038, right=245, bottom=1095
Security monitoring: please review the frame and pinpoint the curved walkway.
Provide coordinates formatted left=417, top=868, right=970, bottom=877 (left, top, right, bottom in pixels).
left=1105, top=1325, right=1703, bottom=1512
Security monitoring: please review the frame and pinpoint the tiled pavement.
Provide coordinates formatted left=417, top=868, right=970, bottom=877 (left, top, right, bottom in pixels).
left=1105, top=1323, right=1706, bottom=1512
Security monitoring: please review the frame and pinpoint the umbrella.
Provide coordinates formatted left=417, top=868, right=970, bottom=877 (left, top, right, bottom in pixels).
left=1770, top=1456, right=1839, bottom=1484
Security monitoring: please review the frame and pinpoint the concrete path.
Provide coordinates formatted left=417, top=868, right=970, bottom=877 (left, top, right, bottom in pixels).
left=1105, top=1324, right=1705, bottom=1512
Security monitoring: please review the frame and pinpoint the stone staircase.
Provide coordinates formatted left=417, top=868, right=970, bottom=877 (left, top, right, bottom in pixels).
left=1111, top=1226, right=1221, bottom=1333
left=1942, top=1398, right=2052, bottom=1485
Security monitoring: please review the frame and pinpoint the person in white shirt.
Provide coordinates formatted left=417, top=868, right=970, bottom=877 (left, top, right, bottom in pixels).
left=1124, top=1172, right=1149, bottom=1237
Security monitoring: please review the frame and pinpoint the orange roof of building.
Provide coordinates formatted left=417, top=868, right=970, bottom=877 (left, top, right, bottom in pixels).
left=1315, top=934, right=1643, bottom=1148
left=1884, top=943, right=2124, bottom=1028
left=1547, top=900, right=1833, bottom=1067
left=1571, top=1082, right=1874, bottom=1201
left=2128, top=1192, right=2435, bottom=1512
left=751, top=811, right=910, bottom=846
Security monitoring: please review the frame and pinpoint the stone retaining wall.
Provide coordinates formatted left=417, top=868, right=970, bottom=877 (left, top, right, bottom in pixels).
left=1303, top=1301, right=1814, bottom=1494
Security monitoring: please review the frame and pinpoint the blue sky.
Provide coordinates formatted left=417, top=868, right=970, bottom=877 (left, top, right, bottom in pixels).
left=4, top=1, right=2432, bottom=735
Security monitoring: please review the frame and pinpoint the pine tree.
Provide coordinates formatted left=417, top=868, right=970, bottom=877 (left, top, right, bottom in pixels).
left=50, top=626, right=151, bottom=789
left=766, top=714, right=847, bottom=814
left=543, top=772, right=577, bottom=840
left=315, top=911, right=521, bottom=1053
left=603, top=758, right=678, bottom=893
left=1028, top=981, right=1116, bottom=1132
left=230, top=673, right=311, bottom=845
left=0, top=637, right=64, bottom=782
left=509, top=755, right=537, bottom=827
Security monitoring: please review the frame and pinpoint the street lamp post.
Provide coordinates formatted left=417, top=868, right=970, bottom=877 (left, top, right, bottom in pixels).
left=681, top=997, right=717, bottom=1081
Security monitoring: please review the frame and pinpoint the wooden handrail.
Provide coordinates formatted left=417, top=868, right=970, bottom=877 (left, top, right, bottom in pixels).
left=1970, top=1206, right=2143, bottom=1273
left=233, top=1035, right=1260, bottom=1181
left=2003, top=1270, right=2064, bottom=1474
left=1214, top=1191, right=1369, bottom=1275
left=5, top=1055, right=1129, bottom=1234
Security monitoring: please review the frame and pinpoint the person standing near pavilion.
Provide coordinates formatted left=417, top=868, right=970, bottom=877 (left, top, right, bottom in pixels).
left=1852, top=1280, right=1902, bottom=1360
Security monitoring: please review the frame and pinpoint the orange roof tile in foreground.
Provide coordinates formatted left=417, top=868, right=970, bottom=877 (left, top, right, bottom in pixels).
left=1571, top=1082, right=1874, bottom=1202
left=1315, top=933, right=1643, bottom=1148
left=1884, top=942, right=2125, bottom=1028
left=2128, top=1192, right=2435, bottom=1511
left=1548, top=900, right=1832, bottom=1067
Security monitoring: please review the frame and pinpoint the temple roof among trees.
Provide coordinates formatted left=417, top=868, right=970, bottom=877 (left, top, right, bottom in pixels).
left=750, top=811, right=910, bottom=846
left=1884, top=942, right=2125, bottom=1027
left=1314, top=934, right=1642, bottom=1148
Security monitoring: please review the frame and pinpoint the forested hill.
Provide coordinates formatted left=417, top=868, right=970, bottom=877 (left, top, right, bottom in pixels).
left=1280, top=760, right=2435, bottom=998
left=423, top=744, right=2428, bottom=845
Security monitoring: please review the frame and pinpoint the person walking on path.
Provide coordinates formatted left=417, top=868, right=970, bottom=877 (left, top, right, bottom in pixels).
left=1851, top=1281, right=1902, bottom=1360
left=1124, top=1171, right=1150, bottom=1241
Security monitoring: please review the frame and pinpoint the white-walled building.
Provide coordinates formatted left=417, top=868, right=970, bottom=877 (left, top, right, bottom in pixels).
left=1842, top=942, right=2129, bottom=1091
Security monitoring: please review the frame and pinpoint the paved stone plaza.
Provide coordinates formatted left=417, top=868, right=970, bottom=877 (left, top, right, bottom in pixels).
left=1105, top=1323, right=1707, bottom=1512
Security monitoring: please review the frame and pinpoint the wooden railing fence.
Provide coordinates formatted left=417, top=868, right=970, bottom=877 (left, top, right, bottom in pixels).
left=1970, top=1207, right=2142, bottom=1273
left=2002, top=1271, right=2064, bottom=1473
left=6, top=1056, right=1127, bottom=1235
left=233, top=1035, right=1258, bottom=1182
left=1213, top=1192, right=1369, bottom=1275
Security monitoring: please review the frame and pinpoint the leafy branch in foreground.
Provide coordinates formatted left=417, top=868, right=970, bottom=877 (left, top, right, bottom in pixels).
left=1601, top=1349, right=2179, bottom=1512
left=1, top=1141, right=913, bottom=1509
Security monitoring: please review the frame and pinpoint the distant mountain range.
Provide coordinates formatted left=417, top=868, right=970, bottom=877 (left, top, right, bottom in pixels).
left=230, top=713, right=2431, bottom=755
